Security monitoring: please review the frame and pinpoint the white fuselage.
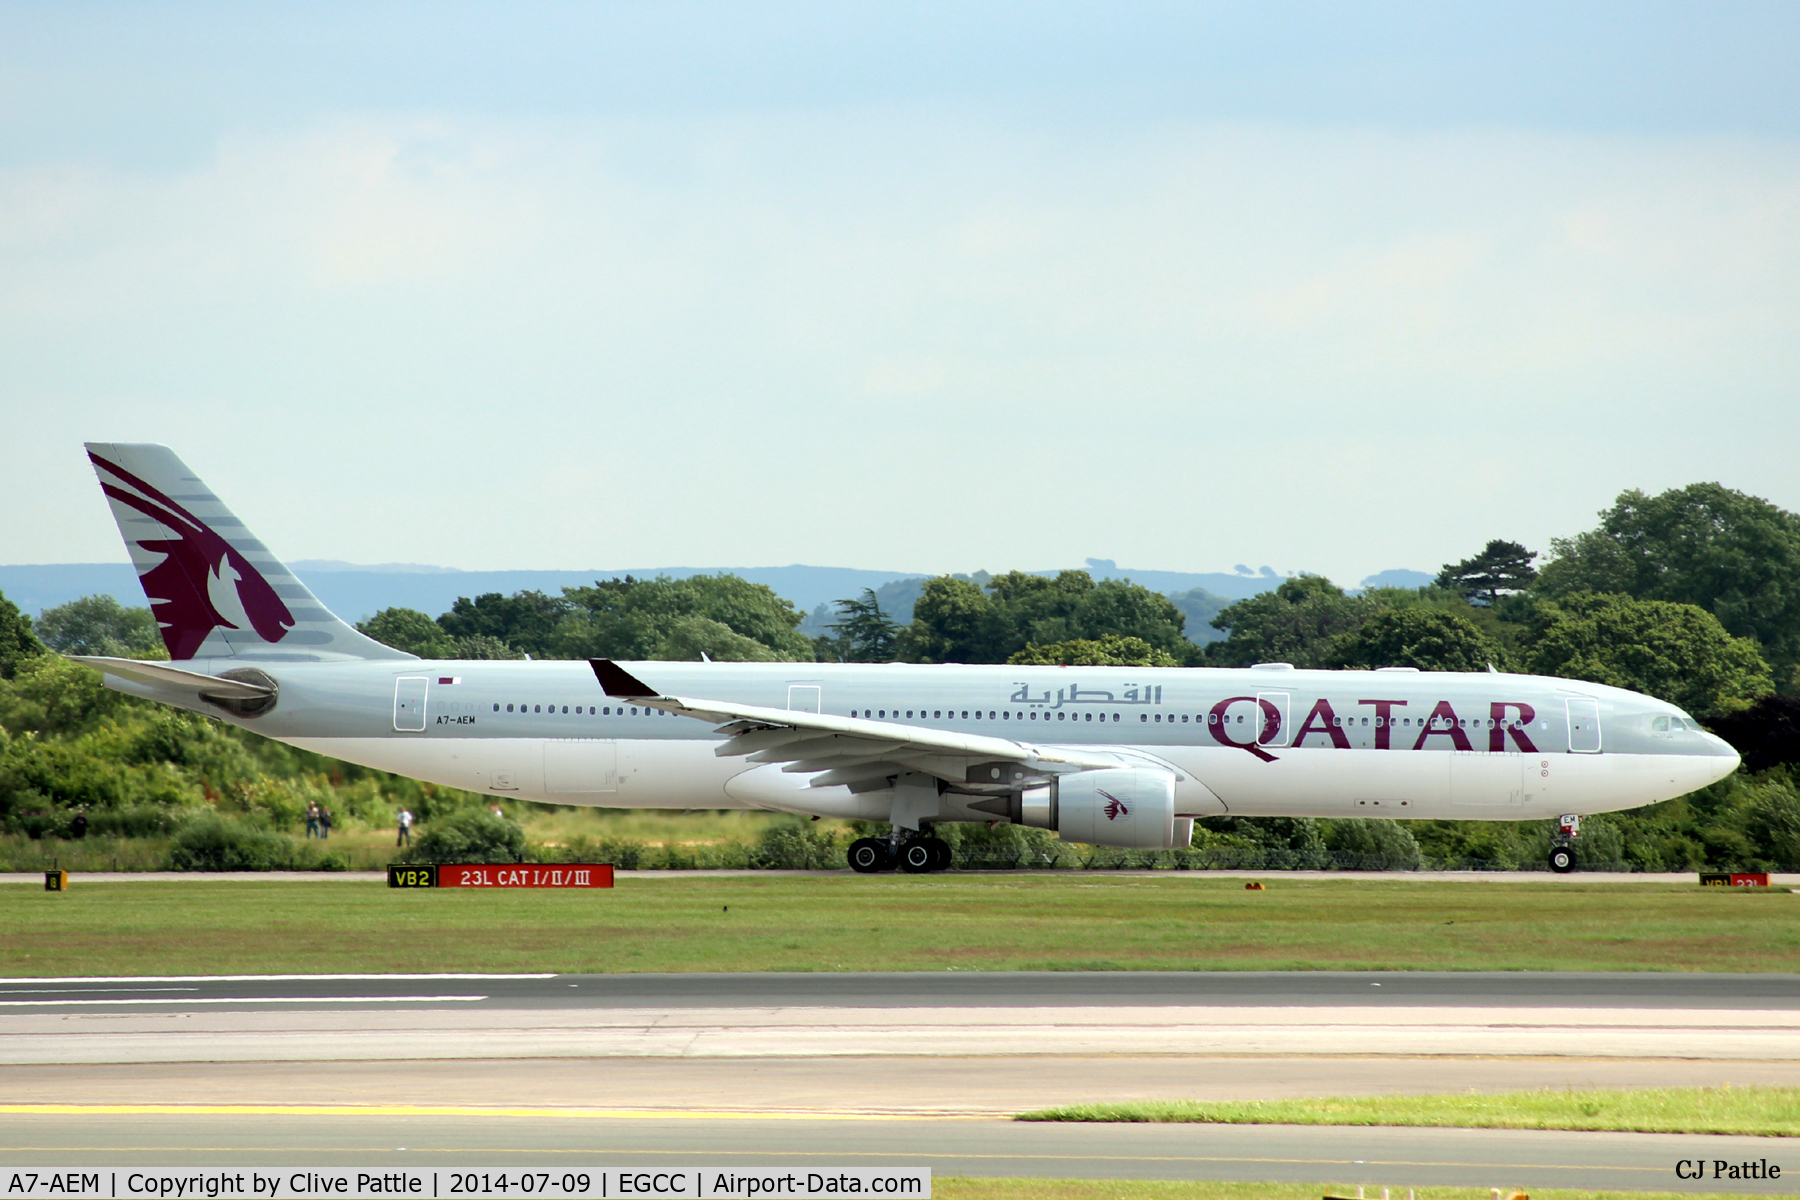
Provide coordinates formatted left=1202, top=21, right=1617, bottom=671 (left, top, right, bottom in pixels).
left=126, top=659, right=1741, bottom=826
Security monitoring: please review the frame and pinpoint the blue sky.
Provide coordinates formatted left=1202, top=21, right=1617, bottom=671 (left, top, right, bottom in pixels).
left=4, top=3, right=1797, bottom=583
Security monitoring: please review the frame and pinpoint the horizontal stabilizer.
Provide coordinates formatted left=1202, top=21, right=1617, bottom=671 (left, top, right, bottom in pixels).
left=68, top=656, right=274, bottom=700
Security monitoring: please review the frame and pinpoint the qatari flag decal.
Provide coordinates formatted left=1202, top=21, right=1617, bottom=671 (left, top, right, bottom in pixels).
left=438, top=676, right=461, bottom=685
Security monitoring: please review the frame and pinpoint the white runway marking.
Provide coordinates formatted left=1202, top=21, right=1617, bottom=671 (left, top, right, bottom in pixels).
left=0, top=987, right=199, bottom=994
left=0, top=973, right=552, bottom=984
left=0, top=995, right=488, bottom=1008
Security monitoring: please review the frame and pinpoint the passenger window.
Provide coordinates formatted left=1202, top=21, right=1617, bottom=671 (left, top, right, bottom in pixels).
left=1141, top=714, right=1148, bottom=722
left=505, top=704, right=513, bottom=712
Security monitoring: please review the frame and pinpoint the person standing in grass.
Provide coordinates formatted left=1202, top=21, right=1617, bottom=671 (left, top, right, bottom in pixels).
left=396, top=807, right=413, bottom=847
left=305, top=801, right=321, bottom=839
left=319, top=804, right=333, bottom=839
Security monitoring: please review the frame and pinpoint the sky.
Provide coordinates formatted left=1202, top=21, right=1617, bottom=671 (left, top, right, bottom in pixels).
left=3, top=2, right=1798, bottom=586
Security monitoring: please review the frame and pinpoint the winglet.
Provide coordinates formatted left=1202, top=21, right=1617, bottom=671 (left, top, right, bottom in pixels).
left=590, top=659, right=658, bottom=698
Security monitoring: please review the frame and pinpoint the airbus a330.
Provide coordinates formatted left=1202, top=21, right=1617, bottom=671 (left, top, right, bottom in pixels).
left=72, top=444, right=1740, bottom=874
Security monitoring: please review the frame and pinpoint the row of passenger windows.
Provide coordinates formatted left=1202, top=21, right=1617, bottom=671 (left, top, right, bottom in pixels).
left=852, top=708, right=1126, bottom=722
left=845, top=709, right=1525, bottom=728
left=487, top=704, right=1523, bottom=730
left=492, top=703, right=666, bottom=716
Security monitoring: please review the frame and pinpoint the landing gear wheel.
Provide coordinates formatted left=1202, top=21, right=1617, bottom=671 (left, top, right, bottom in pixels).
left=1548, top=845, right=1576, bottom=874
left=898, top=839, right=937, bottom=874
left=848, top=837, right=891, bottom=874
left=924, top=836, right=952, bottom=872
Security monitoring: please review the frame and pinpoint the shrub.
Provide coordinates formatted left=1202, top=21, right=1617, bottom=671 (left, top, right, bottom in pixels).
left=1198, top=816, right=1330, bottom=869
left=165, top=815, right=345, bottom=871
left=1322, top=818, right=1424, bottom=870
left=404, top=809, right=526, bottom=864
left=88, top=805, right=186, bottom=838
left=750, top=819, right=840, bottom=869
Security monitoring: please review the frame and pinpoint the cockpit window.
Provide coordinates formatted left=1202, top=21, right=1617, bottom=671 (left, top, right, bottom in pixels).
left=1652, top=716, right=1670, bottom=732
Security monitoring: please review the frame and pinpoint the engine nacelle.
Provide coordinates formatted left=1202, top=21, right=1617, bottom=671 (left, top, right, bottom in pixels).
left=1006, top=767, right=1179, bottom=849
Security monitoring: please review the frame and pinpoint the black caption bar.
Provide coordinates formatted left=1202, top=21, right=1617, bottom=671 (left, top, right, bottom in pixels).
left=1, top=1169, right=929, bottom=1199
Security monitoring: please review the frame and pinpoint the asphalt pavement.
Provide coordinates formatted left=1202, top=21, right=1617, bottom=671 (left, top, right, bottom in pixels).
left=0, top=1113, right=1791, bottom=1194
left=3, top=970, right=1796, bottom=1011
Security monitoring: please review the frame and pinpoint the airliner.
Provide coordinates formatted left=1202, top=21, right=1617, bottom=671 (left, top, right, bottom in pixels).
left=72, top=444, right=1739, bottom=874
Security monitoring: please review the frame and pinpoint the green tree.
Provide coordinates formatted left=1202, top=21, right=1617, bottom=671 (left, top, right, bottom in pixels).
left=0, top=590, right=45, bottom=680
left=34, top=595, right=166, bottom=658
left=449, top=634, right=526, bottom=660
left=1206, top=575, right=1371, bottom=668
left=1068, top=579, right=1189, bottom=655
left=1436, top=540, right=1538, bottom=605
left=553, top=575, right=812, bottom=661
left=900, top=571, right=1189, bottom=664
left=1327, top=607, right=1510, bottom=673
left=357, top=608, right=456, bottom=658
left=826, top=590, right=900, bottom=662
left=656, top=615, right=782, bottom=662
left=1526, top=592, right=1773, bottom=718
left=1535, top=484, right=1800, bottom=688
left=898, top=577, right=997, bottom=663
left=436, top=590, right=569, bottom=657
left=1008, top=635, right=1179, bottom=667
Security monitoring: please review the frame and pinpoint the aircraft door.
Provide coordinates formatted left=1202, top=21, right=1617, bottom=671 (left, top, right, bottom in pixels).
left=1566, top=698, right=1602, bottom=753
left=393, top=676, right=428, bottom=732
left=1255, top=692, right=1290, bottom=748
left=788, top=685, right=822, bottom=714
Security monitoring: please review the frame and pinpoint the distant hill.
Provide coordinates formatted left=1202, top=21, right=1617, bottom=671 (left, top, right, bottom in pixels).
left=0, top=559, right=1434, bottom=630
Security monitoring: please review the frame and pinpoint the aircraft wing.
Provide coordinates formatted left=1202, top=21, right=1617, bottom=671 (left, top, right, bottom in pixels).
left=590, top=659, right=1108, bottom=791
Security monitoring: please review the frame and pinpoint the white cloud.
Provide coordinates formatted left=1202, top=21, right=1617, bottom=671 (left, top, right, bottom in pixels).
left=2, top=113, right=1797, bottom=585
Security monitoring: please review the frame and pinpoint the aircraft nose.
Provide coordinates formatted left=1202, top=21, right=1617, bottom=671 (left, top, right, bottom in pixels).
left=1702, top=733, right=1742, bottom=780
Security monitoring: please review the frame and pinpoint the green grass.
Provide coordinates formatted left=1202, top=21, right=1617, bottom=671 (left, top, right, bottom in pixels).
left=1018, top=1087, right=1800, bottom=1137
left=3, top=875, right=1796, bottom=976
left=936, top=1185, right=1762, bottom=1200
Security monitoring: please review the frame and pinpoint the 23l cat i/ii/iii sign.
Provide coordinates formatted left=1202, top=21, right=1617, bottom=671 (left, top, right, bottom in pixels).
left=387, top=864, right=614, bottom=888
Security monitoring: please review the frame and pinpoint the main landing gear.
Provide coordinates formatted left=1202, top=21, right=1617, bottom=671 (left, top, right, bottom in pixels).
left=1548, top=812, right=1581, bottom=874
left=847, top=833, right=951, bottom=874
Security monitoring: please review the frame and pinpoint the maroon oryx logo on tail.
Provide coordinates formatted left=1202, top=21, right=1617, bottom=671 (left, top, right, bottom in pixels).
left=1099, top=789, right=1129, bottom=821
left=90, top=451, right=294, bottom=659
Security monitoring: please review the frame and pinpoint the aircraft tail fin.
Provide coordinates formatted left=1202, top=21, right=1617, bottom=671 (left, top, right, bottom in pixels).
left=85, top=443, right=414, bottom=662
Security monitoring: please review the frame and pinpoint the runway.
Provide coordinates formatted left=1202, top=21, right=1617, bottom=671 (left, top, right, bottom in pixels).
left=3, top=972, right=1794, bottom=1191
left=2, top=971, right=1796, bottom=1064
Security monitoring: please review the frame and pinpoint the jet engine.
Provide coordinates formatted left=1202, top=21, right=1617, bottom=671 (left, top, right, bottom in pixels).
left=974, top=767, right=1179, bottom=849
